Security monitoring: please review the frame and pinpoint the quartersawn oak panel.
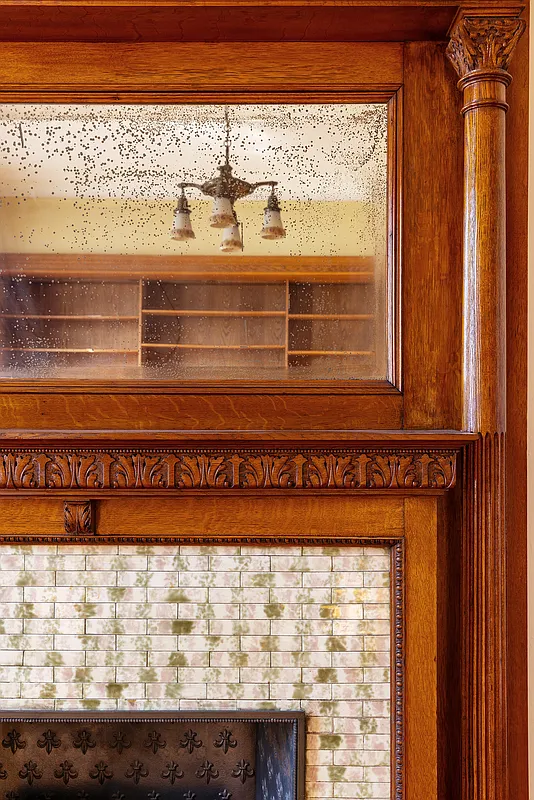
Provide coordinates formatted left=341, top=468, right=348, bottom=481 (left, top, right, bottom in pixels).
left=402, top=42, right=463, bottom=429
left=0, top=393, right=402, bottom=430
left=0, top=495, right=404, bottom=537
left=404, top=496, right=438, bottom=800
left=0, top=42, right=403, bottom=91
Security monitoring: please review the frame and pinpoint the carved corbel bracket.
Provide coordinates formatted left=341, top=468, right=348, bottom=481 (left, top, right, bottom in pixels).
left=64, top=499, right=95, bottom=535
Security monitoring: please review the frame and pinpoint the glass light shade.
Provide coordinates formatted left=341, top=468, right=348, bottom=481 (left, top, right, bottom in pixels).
left=220, top=224, right=243, bottom=252
left=210, top=196, right=235, bottom=228
left=171, top=210, right=195, bottom=241
left=261, top=207, right=286, bottom=240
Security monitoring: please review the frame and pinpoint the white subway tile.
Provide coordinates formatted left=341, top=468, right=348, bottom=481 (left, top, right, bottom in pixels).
left=54, top=635, right=115, bottom=651
left=56, top=571, right=117, bottom=587
left=86, top=619, right=146, bottom=635
left=179, top=571, right=241, bottom=587
left=207, top=683, right=269, bottom=700
left=147, top=619, right=208, bottom=636
left=87, top=588, right=147, bottom=603
left=240, top=635, right=301, bottom=652
left=116, top=667, right=177, bottom=683
left=208, top=588, right=269, bottom=603
left=116, top=635, right=176, bottom=651
left=272, top=651, right=332, bottom=668
left=179, top=603, right=239, bottom=620
left=240, top=667, right=301, bottom=683
left=149, top=651, right=209, bottom=667
left=54, top=602, right=115, bottom=619
left=241, top=571, right=301, bottom=588
left=0, top=571, right=55, bottom=586
left=146, top=683, right=207, bottom=700
left=209, top=651, right=270, bottom=668
left=178, top=667, right=239, bottom=683
left=87, top=651, right=147, bottom=667
left=209, top=556, right=270, bottom=572
left=24, top=650, right=85, bottom=667
left=116, top=603, right=176, bottom=619
left=209, top=620, right=270, bottom=636
left=178, top=635, right=240, bottom=652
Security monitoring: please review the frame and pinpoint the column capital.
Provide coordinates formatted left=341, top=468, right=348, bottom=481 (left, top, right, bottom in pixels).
left=446, top=13, right=525, bottom=81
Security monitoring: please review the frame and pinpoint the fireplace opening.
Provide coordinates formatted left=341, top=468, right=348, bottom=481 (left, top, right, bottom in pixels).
left=0, top=712, right=305, bottom=800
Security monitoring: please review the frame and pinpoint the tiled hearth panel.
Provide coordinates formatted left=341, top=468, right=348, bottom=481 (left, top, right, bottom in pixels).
left=0, top=545, right=391, bottom=800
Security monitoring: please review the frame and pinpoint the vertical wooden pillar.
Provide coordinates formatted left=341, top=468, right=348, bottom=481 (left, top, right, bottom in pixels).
left=446, top=12, right=525, bottom=800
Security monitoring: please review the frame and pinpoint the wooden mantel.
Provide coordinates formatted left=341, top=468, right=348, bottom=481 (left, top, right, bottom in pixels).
left=0, top=5, right=527, bottom=800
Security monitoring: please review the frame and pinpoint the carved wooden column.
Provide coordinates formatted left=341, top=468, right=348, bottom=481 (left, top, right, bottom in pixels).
left=446, top=12, right=525, bottom=800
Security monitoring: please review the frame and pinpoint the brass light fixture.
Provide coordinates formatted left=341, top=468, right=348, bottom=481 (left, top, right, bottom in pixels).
left=171, top=107, right=286, bottom=250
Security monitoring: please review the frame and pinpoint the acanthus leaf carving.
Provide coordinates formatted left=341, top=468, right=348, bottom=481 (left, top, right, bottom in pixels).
left=0, top=453, right=38, bottom=489
left=178, top=454, right=228, bottom=489
left=447, top=15, right=525, bottom=78
left=64, top=500, right=94, bottom=535
left=0, top=448, right=458, bottom=492
left=47, top=454, right=102, bottom=490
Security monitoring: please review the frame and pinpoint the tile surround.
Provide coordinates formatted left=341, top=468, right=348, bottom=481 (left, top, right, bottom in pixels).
left=0, top=544, right=391, bottom=800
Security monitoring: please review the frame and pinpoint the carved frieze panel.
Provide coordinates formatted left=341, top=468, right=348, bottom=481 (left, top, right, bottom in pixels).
left=0, top=448, right=457, bottom=492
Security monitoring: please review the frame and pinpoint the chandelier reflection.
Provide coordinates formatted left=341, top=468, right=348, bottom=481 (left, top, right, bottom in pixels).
left=171, top=107, right=286, bottom=252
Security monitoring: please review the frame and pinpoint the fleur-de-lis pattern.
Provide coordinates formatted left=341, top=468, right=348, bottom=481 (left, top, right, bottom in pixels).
left=73, top=730, right=96, bottom=755
left=89, top=761, right=112, bottom=785
left=111, top=732, right=131, bottom=755
left=37, top=730, right=61, bottom=755
left=0, top=716, right=300, bottom=800
left=144, top=731, right=166, bottom=754
left=231, top=760, right=255, bottom=784
left=161, top=761, right=184, bottom=784
left=196, top=760, right=219, bottom=784
left=179, top=730, right=202, bottom=754
left=54, top=760, right=78, bottom=785
left=19, top=761, right=43, bottom=786
left=125, top=760, right=148, bottom=784
left=214, top=729, right=238, bottom=754
left=2, top=731, right=25, bottom=755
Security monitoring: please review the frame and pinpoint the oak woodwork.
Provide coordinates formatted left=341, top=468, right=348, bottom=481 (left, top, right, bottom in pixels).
left=0, top=42, right=403, bottom=94
left=404, top=497, right=438, bottom=800
left=446, top=11, right=525, bottom=800
left=402, top=41, right=463, bottom=428
left=0, top=445, right=458, bottom=494
left=63, top=498, right=94, bottom=534
left=0, top=494, right=406, bottom=539
left=0, top=4, right=458, bottom=43
left=504, top=10, right=529, bottom=799
left=0, top=10, right=528, bottom=800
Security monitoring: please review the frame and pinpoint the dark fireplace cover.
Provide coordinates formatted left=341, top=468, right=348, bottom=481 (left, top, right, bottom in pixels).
left=0, top=712, right=305, bottom=800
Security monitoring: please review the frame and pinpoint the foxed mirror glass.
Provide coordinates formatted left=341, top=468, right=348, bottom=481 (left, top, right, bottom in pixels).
left=0, top=103, right=389, bottom=381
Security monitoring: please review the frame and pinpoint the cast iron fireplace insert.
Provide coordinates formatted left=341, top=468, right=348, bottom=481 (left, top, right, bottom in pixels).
left=0, top=711, right=305, bottom=800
